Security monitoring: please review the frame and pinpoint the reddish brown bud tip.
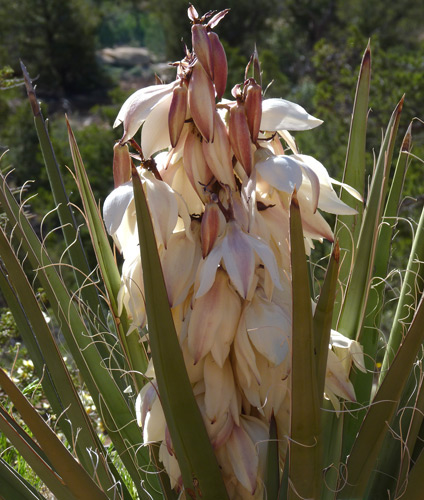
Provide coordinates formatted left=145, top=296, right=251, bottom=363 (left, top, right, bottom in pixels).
left=244, top=79, right=262, bottom=143
left=229, top=103, right=253, bottom=176
left=192, top=24, right=214, bottom=80
left=168, top=82, right=188, bottom=148
left=187, top=4, right=199, bottom=21
left=113, top=142, right=131, bottom=188
left=188, top=62, right=215, bottom=142
left=208, top=32, right=227, bottom=100
left=201, top=202, right=225, bottom=257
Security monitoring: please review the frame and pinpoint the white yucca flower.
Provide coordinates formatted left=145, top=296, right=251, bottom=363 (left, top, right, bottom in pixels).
left=104, top=6, right=364, bottom=497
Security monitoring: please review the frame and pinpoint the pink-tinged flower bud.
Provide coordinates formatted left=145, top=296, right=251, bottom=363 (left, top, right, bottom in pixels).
left=192, top=24, right=214, bottom=80
left=188, top=61, right=215, bottom=142
left=168, top=82, right=188, bottom=148
left=229, top=102, right=253, bottom=176
left=189, top=269, right=240, bottom=364
left=201, top=202, right=225, bottom=258
left=244, top=79, right=262, bottom=143
left=183, top=127, right=214, bottom=200
left=208, top=32, right=227, bottom=100
left=207, top=8, right=230, bottom=29
left=187, top=4, right=199, bottom=21
left=113, top=142, right=131, bottom=188
left=202, top=112, right=236, bottom=189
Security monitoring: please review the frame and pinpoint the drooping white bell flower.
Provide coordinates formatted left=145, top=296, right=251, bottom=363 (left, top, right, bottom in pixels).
left=260, top=97, right=323, bottom=131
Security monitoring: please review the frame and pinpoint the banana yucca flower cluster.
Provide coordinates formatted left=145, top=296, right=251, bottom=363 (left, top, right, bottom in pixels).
left=104, top=6, right=365, bottom=498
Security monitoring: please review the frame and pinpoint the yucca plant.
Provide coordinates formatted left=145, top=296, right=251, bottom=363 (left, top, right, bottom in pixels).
left=1, top=6, right=423, bottom=500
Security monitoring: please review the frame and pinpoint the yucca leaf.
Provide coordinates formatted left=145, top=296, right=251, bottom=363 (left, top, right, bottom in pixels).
left=359, top=124, right=412, bottom=394
left=320, top=399, right=343, bottom=500
left=314, top=243, right=340, bottom=400
left=399, top=446, right=424, bottom=500
left=0, top=408, right=74, bottom=500
left=338, top=97, right=403, bottom=457
left=0, top=457, right=46, bottom=500
left=312, top=244, right=341, bottom=500
left=379, top=187, right=424, bottom=382
left=132, top=166, right=229, bottom=499
left=0, top=370, right=108, bottom=500
left=0, top=173, right=160, bottom=499
left=0, top=228, right=132, bottom=499
left=289, top=193, right=321, bottom=499
left=337, top=96, right=403, bottom=341
left=333, top=43, right=370, bottom=321
left=278, top=449, right=289, bottom=500
left=264, top=414, right=280, bottom=500
left=67, top=119, right=147, bottom=392
left=394, top=368, right=424, bottom=497
left=20, top=62, right=107, bottom=327
left=339, top=292, right=424, bottom=499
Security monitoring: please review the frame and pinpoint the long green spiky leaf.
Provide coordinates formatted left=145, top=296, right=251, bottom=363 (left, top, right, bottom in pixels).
left=289, top=193, right=321, bottom=499
left=338, top=98, right=403, bottom=457
left=264, top=414, right=280, bottom=500
left=0, top=372, right=107, bottom=500
left=67, top=119, right=147, bottom=393
left=359, top=124, right=412, bottom=392
left=313, top=243, right=340, bottom=401
left=339, top=292, right=424, bottom=499
left=0, top=228, right=132, bottom=499
left=333, top=44, right=370, bottom=321
left=380, top=190, right=424, bottom=382
left=0, top=457, right=46, bottom=500
left=20, top=62, right=107, bottom=326
left=0, top=173, right=160, bottom=499
left=132, top=166, right=229, bottom=499
left=337, top=96, right=403, bottom=341
left=399, top=446, right=424, bottom=500
left=0, top=408, right=74, bottom=500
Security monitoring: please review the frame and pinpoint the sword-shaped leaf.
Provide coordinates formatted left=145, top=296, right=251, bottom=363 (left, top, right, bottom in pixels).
left=289, top=193, right=321, bottom=499
left=132, top=167, right=229, bottom=499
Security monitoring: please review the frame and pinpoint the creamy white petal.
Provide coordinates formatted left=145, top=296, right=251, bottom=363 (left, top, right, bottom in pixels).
left=331, top=178, right=364, bottom=202
left=114, top=81, right=178, bottom=143
left=141, top=171, right=179, bottom=248
left=326, top=349, right=356, bottom=402
left=245, top=295, right=290, bottom=366
left=222, top=222, right=256, bottom=299
left=227, top=423, right=258, bottom=494
left=159, top=442, right=181, bottom=489
left=295, top=155, right=358, bottom=215
left=103, top=182, right=134, bottom=236
left=256, top=154, right=303, bottom=194
left=261, top=98, right=323, bottom=131
left=141, top=92, right=173, bottom=158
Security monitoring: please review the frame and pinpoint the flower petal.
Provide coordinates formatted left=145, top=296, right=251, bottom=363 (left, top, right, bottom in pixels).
left=255, top=153, right=303, bottom=194
left=141, top=92, right=173, bottom=158
left=103, top=182, right=134, bottom=236
left=114, top=81, right=177, bottom=143
left=261, top=98, right=323, bottom=131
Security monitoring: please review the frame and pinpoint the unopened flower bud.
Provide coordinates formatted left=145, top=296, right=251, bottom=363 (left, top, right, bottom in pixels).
left=168, top=82, right=188, bottom=148
left=183, top=127, right=213, bottom=200
left=229, top=102, right=253, bottom=176
left=113, top=142, right=131, bottom=188
left=188, top=61, right=215, bottom=142
left=244, top=79, right=262, bottom=143
left=202, top=112, right=236, bottom=189
left=201, top=202, right=225, bottom=257
left=187, top=4, right=199, bottom=21
left=208, top=32, right=227, bottom=100
left=192, top=24, right=214, bottom=80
